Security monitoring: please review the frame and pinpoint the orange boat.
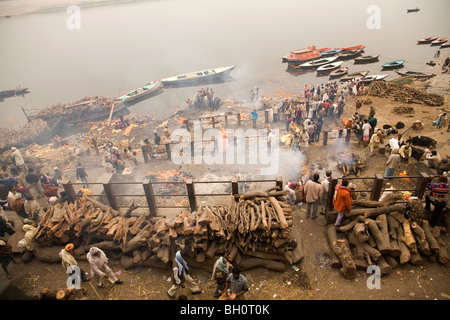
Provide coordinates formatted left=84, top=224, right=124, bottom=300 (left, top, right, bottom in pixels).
left=282, top=45, right=322, bottom=65
left=335, top=45, right=366, bottom=51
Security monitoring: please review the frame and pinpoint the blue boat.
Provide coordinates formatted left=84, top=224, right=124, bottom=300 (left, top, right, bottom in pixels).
left=320, top=49, right=343, bottom=56
left=382, top=60, right=405, bottom=69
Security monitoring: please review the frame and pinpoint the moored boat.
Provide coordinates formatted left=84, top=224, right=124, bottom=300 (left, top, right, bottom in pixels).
left=354, top=54, right=380, bottom=64
left=382, top=60, right=405, bottom=69
left=440, top=41, right=450, bottom=49
left=407, top=7, right=420, bottom=13
left=282, top=46, right=322, bottom=65
left=417, top=35, right=439, bottom=44
left=431, top=37, right=449, bottom=46
left=337, top=49, right=364, bottom=60
left=335, top=45, right=365, bottom=51
left=299, top=56, right=338, bottom=69
left=320, top=49, right=343, bottom=56
left=317, top=61, right=342, bottom=73
left=329, top=67, right=348, bottom=78
left=160, top=65, right=235, bottom=87
left=359, top=74, right=388, bottom=83
left=395, top=70, right=436, bottom=79
left=0, top=87, right=30, bottom=100
left=116, top=80, right=162, bottom=103
left=339, top=70, right=369, bottom=81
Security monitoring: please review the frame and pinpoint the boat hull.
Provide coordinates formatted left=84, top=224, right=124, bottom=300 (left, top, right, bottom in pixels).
left=339, top=71, right=369, bottom=81
left=161, top=65, right=235, bottom=86
left=395, top=70, right=435, bottom=79
left=417, top=35, right=439, bottom=44
left=354, top=55, right=380, bottom=64
left=299, top=57, right=338, bottom=69
left=382, top=60, right=405, bottom=69
left=117, top=81, right=162, bottom=103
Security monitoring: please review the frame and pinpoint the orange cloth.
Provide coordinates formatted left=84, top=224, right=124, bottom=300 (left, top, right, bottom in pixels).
left=333, top=186, right=352, bottom=213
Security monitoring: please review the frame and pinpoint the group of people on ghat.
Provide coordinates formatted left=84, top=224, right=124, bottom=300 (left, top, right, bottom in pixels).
left=186, top=87, right=221, bottom=110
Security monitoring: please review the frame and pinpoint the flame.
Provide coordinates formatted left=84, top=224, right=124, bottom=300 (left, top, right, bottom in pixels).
left=177, top=116, right=187, bottom=124
left=240, top=113, right=250, bottom=120
left=281, top=134, right=292, bottom=145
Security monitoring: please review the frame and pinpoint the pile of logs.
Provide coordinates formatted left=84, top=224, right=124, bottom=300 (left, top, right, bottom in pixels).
left=327, top=199, right=449, bottom=280
left=0, top=119, right=50, bottom=150
left=32, top=188, right=303, bottom=273
left=29, top=96, right=118, bottom=123
left=365, top=80, right=445, bottom=106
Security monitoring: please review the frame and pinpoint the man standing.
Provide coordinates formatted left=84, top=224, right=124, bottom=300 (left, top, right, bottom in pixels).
left=76, top=163, right=89, bottom=188
left=399, top=143, right=412, bottom=163
left=211, top=256, right=232, bottom=298
left=87, top=247, right=123, bottom=288
left=385, top=149, right=401, bottom=177
left=304, top=173, right=324, bottom=219
left=251, top=109, right=258, bottom=128
left=11, top=147, right=25, bottom=170
left=59, top=243, right=87, bottom=283
left=167, top=250, right=203, bottom=299
left=333, top=177, right=352, bottom=226
left=320, top=170, right=332, bottom=213
left=219, top=266, right=249, bottom=300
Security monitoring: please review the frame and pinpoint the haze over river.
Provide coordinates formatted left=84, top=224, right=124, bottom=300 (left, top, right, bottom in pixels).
left=0, top=0, right=449, bottom=129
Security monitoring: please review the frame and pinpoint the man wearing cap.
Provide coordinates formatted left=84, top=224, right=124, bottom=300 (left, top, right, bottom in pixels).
left=60, top=243, right=87, bottom=282
left=284, top=182, right=297, bottom=205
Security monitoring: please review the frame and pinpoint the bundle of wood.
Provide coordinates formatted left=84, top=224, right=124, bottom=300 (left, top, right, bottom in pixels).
left=365, top=81, right=445, bottom=106
left=0, top=119, right=50, bottom=150
left=327, top=199, right=448, bottom=280
left=32, top=188, right=303, bottom=273
left=29, top=96, right=119, bottom=123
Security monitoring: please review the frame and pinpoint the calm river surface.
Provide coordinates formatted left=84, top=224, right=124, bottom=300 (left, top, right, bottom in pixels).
left=0, top=0, right=449, bottom=129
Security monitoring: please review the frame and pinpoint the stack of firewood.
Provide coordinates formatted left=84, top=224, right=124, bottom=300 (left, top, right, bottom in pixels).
left=327, top=198, right=449, bottom=280
left=33, top=188, right=304, bottom=272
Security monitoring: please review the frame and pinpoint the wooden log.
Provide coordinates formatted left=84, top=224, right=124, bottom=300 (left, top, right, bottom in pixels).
left=346, top=204, right=406, bottom=218
left=326, top=225, right=342, bottom=268
left=84, top=196, right=120, bottom=216
left=338, top=215, right=365, bottom=232
left=365, top=218, right=390, bottom=254
left=432, top=226, right=449, bottom=265
left=352, top=200, right=387, bottom=208
left=387, top=214, right=400, bottom=239
left=376, top=256, right=393, bottom=275
left=376, top=214, right=391, bottom=254
left=396, top=226, right=411, bottom=264
left=268, top=196, right=289, bottom=229
left=348, top=231, right=381, bottom=263
left=421, top=220, right=440, bottom=252
left=291, top=238, right=304, bottom=265
left=353, top=222, right=369, bottom=242
left=384, top=255, right=399, bottom=269
left=400, top=219, right=416, bottom=252
left=411, top=221, right=431, bottom=256
left=239, top=257, right=286, bottom=272
left=409, top=251, right=423, bottom=266
left=389, top=238, right=401, bottom=257
left=334, top=239, right=357, bottom=279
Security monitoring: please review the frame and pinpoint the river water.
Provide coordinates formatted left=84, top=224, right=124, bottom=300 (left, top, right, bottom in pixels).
left=0, top=0, right=448, bottom=129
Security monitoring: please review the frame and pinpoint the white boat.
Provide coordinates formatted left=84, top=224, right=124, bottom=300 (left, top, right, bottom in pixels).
left=316, top=61, right=342, bottom=73
left=358, top=74, right=388, bottom=83
left=116, top=80, right=162, bottom=102
left=160, top=65, right=235, bottom=86
left=299, top=56, right=338, bottom=69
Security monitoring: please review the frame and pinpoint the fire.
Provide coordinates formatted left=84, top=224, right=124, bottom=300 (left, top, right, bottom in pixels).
left=281, top=134, right=292, bottom=145
left=240, top=113, right=250, bottom=120
left=177, top=116, right=187, bottom=124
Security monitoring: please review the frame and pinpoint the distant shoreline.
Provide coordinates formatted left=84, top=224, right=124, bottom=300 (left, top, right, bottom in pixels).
left=0, top=0, right=146, bottom=18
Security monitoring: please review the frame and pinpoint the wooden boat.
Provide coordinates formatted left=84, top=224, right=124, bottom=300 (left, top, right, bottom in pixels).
left=417, top=35, right=439, bottom=44
left=339, top=70, right=369, bottom=81
left=395, top=70, right=436, bottom=79
left=359, top=74, right=388, bottom=83
left=407, top=7, right=420, bottom=13
left=329, top=67, right=348, bottom=78
left=320, top=49, right=343, bottom=56
left=335, top=45, right=365, bottom=51
left=282, top=46, right=322, bottom=65
left=299, top=56, right=338, bottom=69
left=440, top=41, right=450, bottom=49
left=160, top=65, right=235, bottom=86
left=316, top=61, right=342, bottom=73
left=431, top=37, right=450, bottom=46
left=354, top=54, right=380, bottom=64
left=0, top=87, right=30, bottom=100
left=382, top=60, right=405, bottom=69
left=337, top=49, right=364, bottom=60
left=116, top=80, right=162, bottom=103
